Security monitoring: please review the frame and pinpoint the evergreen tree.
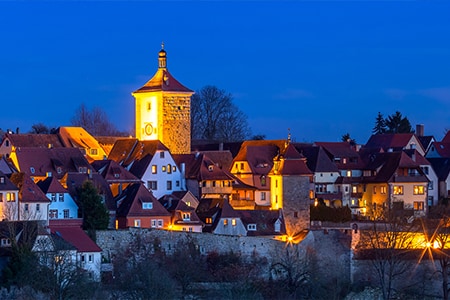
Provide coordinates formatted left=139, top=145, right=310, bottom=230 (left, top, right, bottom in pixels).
left=372, top=112, right=387, bottom=135
left=385, top=111, right=413, bottom=133
left=77, top=180, right=110, bottom=234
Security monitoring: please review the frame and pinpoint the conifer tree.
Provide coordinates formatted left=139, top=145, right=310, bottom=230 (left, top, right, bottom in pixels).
left=385, top=111, right=413, bottom=133
left=372, top=112, right=387, bottom=135
left=77, top=180, right=110, bottom=234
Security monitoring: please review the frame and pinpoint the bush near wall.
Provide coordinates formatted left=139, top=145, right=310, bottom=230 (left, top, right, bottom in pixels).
left=310, top=205, right=352, bottom=223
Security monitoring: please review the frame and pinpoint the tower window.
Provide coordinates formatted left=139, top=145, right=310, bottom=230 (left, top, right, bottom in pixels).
left=147, top=102, right=151, bottom=111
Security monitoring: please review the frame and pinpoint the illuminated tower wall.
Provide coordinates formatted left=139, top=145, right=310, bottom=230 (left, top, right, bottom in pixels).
left=132, top=44, right=194, bottom=154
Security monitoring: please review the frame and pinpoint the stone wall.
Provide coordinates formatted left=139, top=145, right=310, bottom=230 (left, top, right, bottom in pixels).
left=282, top=176, right=311, bottom=235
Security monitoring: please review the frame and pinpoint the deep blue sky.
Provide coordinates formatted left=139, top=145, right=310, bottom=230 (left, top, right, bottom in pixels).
left=1, top=1, right=450, bottom=144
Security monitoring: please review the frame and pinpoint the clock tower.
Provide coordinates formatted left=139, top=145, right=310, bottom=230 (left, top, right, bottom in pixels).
left=132, top=44, right=194, bottom=154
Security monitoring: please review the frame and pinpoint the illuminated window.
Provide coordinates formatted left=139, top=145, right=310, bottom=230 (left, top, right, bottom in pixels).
left=346, top=170, right=351, bottom=177
left=134, top=219, right=141, bottom=227
left=231, top=219, right=236, bottom=226
left=206, top=217, right=212, bottom=224
left=413, top=185, right=425, bottom=195
left=352, top=186, right=357, bottom=193
left=414, top=201, right=424, bottom=210
left=381, top=186, right=387, bottom=194
left=167, top=164, right=172, bottom=174
left=6, top=193, right=15, bottom=202
left=162, top=166, right=167, bottom=172
left=223, top=219, right=228, bottom=226
left=152, top=165, right=157, bottom=174
left=393, top=185, right=404, bottom=195
left=373, top=186, right=377, bottom=194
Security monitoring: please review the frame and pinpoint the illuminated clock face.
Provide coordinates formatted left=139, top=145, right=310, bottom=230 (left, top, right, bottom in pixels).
left=144, top=124, right=153, bottom=135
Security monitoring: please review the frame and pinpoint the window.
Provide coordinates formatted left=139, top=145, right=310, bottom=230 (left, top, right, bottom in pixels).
left=36, top=204, right=40, bottom=211
left=30, top=167, right=35, bottom=174
left=414, top=185, right=425, bottom=195
left=247, top=224, right=257, bottom=231
left=172, top=166, right=177, bottom=172
left=167, top=181, right=172, bottom=190
left=212, top=181, right=216, bottom=187
left=51, top=193, right=56, bottom=201
left=147, top=102, right=151, bottom=110
left=260, top=176, right=266, bottom=186
left=176, top=181, right=180, bottom=187
left=160, top=152, right=165, bottom=159
left=240, top=163, right=244, bottom=170
left=134, top=219, right=141, bottom=227
left=90, top=149, right=98, bottom=155
left=148, top=181, right=157, bottom=190
left=152, top=165, right=157, bottom=174
left=206, top=217, right=212, bottom=224
left=57, top=167, right=62, bottom=174
left=151, top=220, right=157, bottom=228
left=167, top=164, right=172, bottom=174
left=345, top=186, right=349, bottom=193
left=25, top=204, right=29, bottom=211
left=422, top=166, right=429, bottom=175
left=6, top=193, right=16, bottom=202
left=346, top=170, right=351, bottom=177
left=373, top=186, right=377, bottom=194
left=0, top=177, right=4, bottom=184
left=49, top=210, right=58, bottom=219
left=393, top=185, right=404, bottom=195
left=261, top=192, right=266, bottom=201
left=208, top=165, right=214, bottom=172
left=189, top=227, right=193, bottom=232
left=275, top=180, right=278, bottom=188
left=142, top=202, right=153, bottom=209
left=223, top=219, right=228, bottom=226
left=182, top=213, right=190, bottom=221
left=1, top=238, right=11, bottom=247
left=58, top=193, right=64, bottom=202
left=352, top=186, right=357, bottom=193
left=88, top=254, right=93, bottom=263
left=381, top=186, right=387, bottom=194
left=157, top=220, right=163, bottom=227
left=162, top=166, right=167, bottom=172
left=414, top=201, right=424, bottom=211
left=0, top=193, right=3, bottom=202
left=428, top=181, right=434, bottom=190
left=231, top=219, right=236, bottom=226
left=63, top=209, right=69, bottom=218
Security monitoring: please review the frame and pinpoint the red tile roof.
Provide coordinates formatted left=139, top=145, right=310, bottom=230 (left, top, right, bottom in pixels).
left=36, top=176, right=67, bottom=194
left=50, top=226, right=101, bottom=252
left=133, top=68, right=193, bottom=93
left=10, top=172, right=50, bottom=203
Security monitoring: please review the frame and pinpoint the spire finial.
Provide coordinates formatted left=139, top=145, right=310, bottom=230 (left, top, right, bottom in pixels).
left=158, top=42, right=167, bottom=69
left=161, top=41, right=164, bottom=50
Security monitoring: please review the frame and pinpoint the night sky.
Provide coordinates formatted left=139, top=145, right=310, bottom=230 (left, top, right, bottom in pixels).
left=1, top=1, right=450, bottom=144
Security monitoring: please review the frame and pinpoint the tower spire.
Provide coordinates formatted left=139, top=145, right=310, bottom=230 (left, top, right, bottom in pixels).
left=158, top=41, right=167, bottom=69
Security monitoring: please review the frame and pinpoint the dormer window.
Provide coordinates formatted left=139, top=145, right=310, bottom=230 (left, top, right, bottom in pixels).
left=160, top=152, right=165, bottom=159
left=30, top=167, right=35, bottom=174
left=142, top=202, right=153, bottom=209
left=0, top=177, right=4, bottom=184
left=90, top=149, right=98, bottom=155
left=247, top=224, right=257, bottom=231
left=260, top=175, right=266, bottom=186
left=208, top=165, right=214, bottom=172
left=167, top=164, right=172, bottom=174
left=57, top=167, right=62, bottom=174
left=114, top=173, right=120, bottom=178
left=206, top=217, right=212, bottom=224
left=182, top=213, right=191, bottom=221
left=0, top=238, right=11, bottom=247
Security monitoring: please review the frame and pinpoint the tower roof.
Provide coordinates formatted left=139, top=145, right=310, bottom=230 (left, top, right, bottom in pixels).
left=133, top=44, right=193, bottom=94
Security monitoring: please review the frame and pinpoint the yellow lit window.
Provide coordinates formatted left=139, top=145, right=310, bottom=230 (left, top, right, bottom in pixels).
left=223, top=219, right=228, bottom=225
left=393, top=186, right=403, bottom=195
left=6, top=193, right=15, bottom=202
left=206, top=217, right=212, bottom=224
left=231, top=219, right=236, bottom=226
left=381, top=186, right=387, bottom=194
left=414, top=201, right=424, bottom=210
left=413, top=185, right=425, bottom=195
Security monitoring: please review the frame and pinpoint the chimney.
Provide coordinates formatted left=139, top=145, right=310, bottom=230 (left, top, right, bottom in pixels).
left=416, top=124, right=424, bottom=137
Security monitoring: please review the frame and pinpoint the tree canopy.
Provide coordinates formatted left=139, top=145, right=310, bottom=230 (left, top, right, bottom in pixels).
left=191, top=85, right=251, bottom=142
left=77, top=180, right=110, bottom=234
left=372, top=111, right=413, bottom=134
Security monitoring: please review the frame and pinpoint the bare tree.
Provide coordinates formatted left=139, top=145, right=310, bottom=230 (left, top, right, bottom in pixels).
left=71, top=104, right=127, bottom=136
left=191, top=85, right=251, bottom=142
left=356, top=217, right=419, bottom=300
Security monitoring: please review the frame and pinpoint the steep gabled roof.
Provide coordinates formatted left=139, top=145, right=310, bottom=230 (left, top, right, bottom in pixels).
left=108, top=139, right=169, bottom=168
left=364, top=133, right=424, bottom=154
left=220, top=198, right=240, bottom=219
left=0, top=171, right=19, bottom=191
left=11, top=147, right=92, bottom=179
left=116, top=183, right=170, bottom=218
left=10, top=172, right=50, bottom=203
left=173, top=152, right=235, bottom=181
left=50, top=226, right=101, bottom=253
left=233, top=141, right=284, bottom=175
left=427, top=158, right=450, bottom=181
left=429, top=142, right=450, bottom=158
left=294, top=145, right=339, bottom=173
left=36, top=176, right=67, bottom=194
left=2, top=133, right=64, bottom=148
left=238, top=210, right=285, bottom=236
left=91, top=159, right=140, bottom=183
left=314, top=141, right=364, bottom=169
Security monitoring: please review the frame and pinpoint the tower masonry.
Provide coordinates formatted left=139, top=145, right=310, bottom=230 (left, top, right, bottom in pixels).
left=132, top=44, right=194, bottom=154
